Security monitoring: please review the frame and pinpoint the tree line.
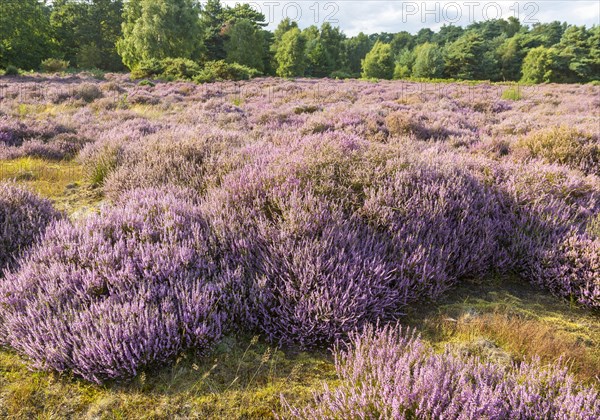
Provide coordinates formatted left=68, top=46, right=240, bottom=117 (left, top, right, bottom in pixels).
left=1, top=0, right=598, bottom=83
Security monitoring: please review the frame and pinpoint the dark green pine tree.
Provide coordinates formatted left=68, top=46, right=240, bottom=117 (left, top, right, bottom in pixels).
left=200, top=0, right=226, bottom=61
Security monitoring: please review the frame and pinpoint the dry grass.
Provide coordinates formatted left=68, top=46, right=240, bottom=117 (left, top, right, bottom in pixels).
left=515, top=125, right=599, bottom=175
left=0, top=335, right=335, bottom=419
left=440, top=312, right=597, bottom=382
left=406, top=276, right=600, bottom=384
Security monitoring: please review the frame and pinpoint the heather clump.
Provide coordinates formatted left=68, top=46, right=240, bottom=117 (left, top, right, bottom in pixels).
left=532, top=232, right=599, bottom=308
left=204, top=177, right=404, bottom=347
left=1, top=133, right=91, bottom=161
left=202, top=137, right=507, bottom=347
left=0, top=188, right=227, bottom=383
left=284, top=324, right=600, bottom=419
left=0, top=183, right=61, bottom=274
left=81, top=142, right=123, bottom=187
left=0, top=118, right=71, bottom=147
left=102, top=127, right=246, bottom=200
left=360, top=159, right=507, bottom=286
left=74, top=83, right=103, bottom=103
left=515, top=125, right=600, bottom=176
left=78, top=119, right=166, bottom=186
left=465, top=158, right=600, bottom=306
left=384, top=110, right=472, bottom=141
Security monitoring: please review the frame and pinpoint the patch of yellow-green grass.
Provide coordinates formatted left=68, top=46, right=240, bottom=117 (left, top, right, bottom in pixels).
left=405, top=276, right=600, bottom=383
left=0, top=335, right=335, bottom=419
left=10, top=103, right=80, bottom=118
left=128, top=104, right=181, bottom=120
left=501, top=86, right=522, bottom=101
left=0, top=157, right=100, bottom=215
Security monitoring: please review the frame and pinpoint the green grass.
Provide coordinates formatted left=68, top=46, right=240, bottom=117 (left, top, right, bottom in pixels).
left=0, top=157, right=100, bottom=214
left=501, top=87, right=522, bottom=100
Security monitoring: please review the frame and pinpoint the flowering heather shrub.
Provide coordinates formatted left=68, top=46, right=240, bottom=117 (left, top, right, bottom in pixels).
left=202, top=135, right=508, bottom=346
left=515, top=126, right=600, bottom=176
left=102, top=127, right=246, bottom=200
left=0, top=184, right=61, bottom=274
left=0, top=188, right=227, bottom=383
left=385, top=111, right=451, bottom=140
left=74, top=83, right=103, bottom=103
left=532, top=232, right=600, bottom=308
left=0, top=118, right=71, bottom=146
left=462, top=157, right=599, bottom=303
left=0, top=134, right=91, bottom=160
left=79, top=118, right=166, bottom=186
left=205, top=183, right=405, bottom=347
left=360, top=160, right=508, bottom=286
left=284, top=324, right=600, bottom=419
left=0, top=118, right=32, bottom=147
left=81, top=143, right=122, bottom=186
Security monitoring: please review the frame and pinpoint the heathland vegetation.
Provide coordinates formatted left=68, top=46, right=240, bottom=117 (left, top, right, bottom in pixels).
left=0, top=74, right=598, bottom=417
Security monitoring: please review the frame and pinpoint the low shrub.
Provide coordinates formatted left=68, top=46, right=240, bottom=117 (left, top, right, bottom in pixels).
left=203, top=136, right=505, bottom=347
left=0, top=183, right=61, bottom=274
left=40, top=58, right=69, bottom=73
left=0, top=118, right=33, bottom=147
left=4, top=65, right=19, bottom=76
left=79, top=68, right=106, bottom=80
left=284, top=324, right=600, bottom=419
left=131, top=58, right=202, bottom=81
left=82, top=144, right=122, bottom=187
left=79, top=119, right=165, bottom=187
left=160, top=58, right=202, bottom=81
left=74, top=83, right=103, bottom=103
left=501, top=86, right=522, bottom=101
left=330, top=70, right=352, bottom=79
left=588, top=213, right=600, bottom=238
left=194, top=60, right=260, bottom=84
left=102, top=129, right=244, bottom=200
left=0, top=118, right=73, bottom=151
left=4, top=135, right=90, bottom=160
left=130, top=59, right=164, bottom=80
left=138, top=79, right=155, bottom=87
left=205, top=185, right=406, bottom=347
left=532, top=232, right=599, bottom=308
left=0, top=188, right=227, bottom=383
left=385, top=111, right=451, bottom=140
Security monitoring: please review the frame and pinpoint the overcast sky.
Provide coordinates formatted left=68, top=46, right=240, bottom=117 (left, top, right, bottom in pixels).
left=222, top=1, right=600, bottom=36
